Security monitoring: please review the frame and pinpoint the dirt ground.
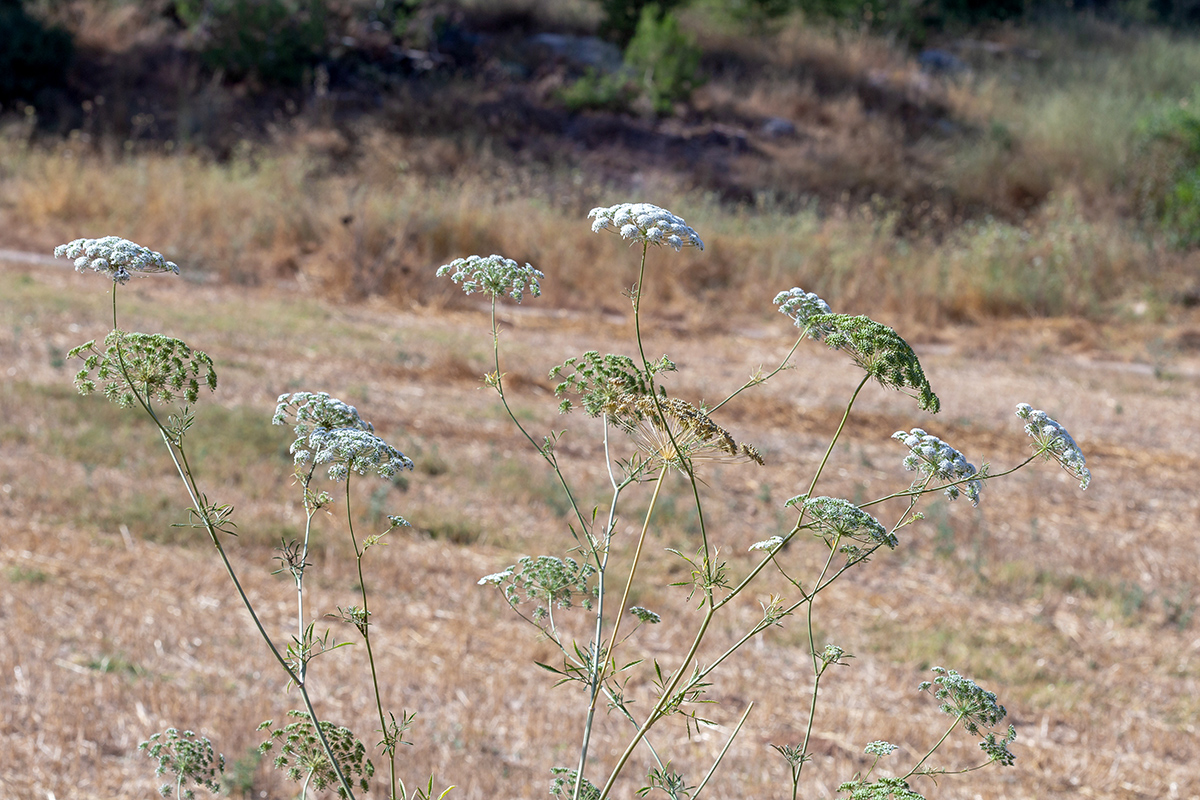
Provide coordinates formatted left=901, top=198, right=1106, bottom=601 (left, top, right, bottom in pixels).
left=2, top=251, right=1200, bottom=799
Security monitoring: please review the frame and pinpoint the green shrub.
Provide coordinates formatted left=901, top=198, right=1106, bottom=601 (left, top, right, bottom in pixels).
left=0, top=0, right=72, bottom=106
left=174, top=0, right=328, bottom=87
left=1138, top=102, right=1200, bottom=247
left=558, top=68, right=637, bottom=113
left=623, top=5, right=703, bottom=114
left=598, top=0, right=684, bottom=47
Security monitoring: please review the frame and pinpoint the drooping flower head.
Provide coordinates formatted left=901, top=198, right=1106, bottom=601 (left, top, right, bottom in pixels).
left=1015, top=404, right=1090, bottom=489
left=436, top=254, right=543, bottom=303
left=55, top=236, right=180, bottom=284
left=275, top=391, right=371, bottom=435
left=805, top=313, right=941, bottom=413
left=588, top=203, right=704, bottom=251
left=892, top=427, right=982, bottom=505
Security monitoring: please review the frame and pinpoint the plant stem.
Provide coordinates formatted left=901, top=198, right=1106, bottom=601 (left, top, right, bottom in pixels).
left=488, top=299, right=591, bottom=538
left=572, top=422, right=630, bottom=800
left=692, top=702, right=753, bottom=799
left=345, top=478, right=398, bottom=800
left=596, top=605, right=715, bottom=800
left=105, top=306, right=358, bottom=800
left=904, top=714, right=965, bottom=779
left=603, top=464, right=668, bottom=669
left=713, top=373, right=871, bottom=613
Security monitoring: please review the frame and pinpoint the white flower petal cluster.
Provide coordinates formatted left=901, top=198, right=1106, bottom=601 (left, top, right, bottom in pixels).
left=773, top=287, right=832, bottom=338
left=628, top=606, right=661, bottom=624
left=748, top=536, right=784, bottom=552
left=864, top=741, right=899, bottom=757
left=55, top=236, right=180, bottom=284
left=303, top=428, right=414, bottom=482
left=1015, top=404, right=1090, bottom=489
left=274, top=391, right=371, bottom=437
left=437, top=254, right=544, bottom=303
left=798, top=496, right=898, bottom=550
left=588, top=203, right=704, bottom=251
left=892, top=427, right=982, bottom=505
left=274, top=391, right=412, bottom=482
left=478, top=569, right=514, bottom=586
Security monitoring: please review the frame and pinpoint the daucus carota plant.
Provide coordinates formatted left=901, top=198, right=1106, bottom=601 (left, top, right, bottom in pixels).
left=55, top=238, right=445, bottom=800
left=441, top=202, right=1091, bottom=799
left=54, top=203, right=1089, bottom=800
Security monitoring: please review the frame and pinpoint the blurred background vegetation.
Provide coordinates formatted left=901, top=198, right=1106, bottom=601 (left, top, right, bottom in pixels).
left=2, top=0, right=1199, bottom=325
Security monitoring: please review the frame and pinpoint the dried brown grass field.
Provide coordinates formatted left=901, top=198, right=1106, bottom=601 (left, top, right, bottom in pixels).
left=2, top=249, right=1199, bottom=799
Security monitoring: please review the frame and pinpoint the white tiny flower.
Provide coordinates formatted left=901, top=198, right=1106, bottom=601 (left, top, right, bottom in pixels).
left=892, top=427, right=982, bottom=505
left=436, top=254, right=543, bottom=303
left=55, top=236, right=180, bottom=284
left=587, top=203, right=704, bottom=251
left=478, top=570, right=513, bottom=586
left=628, top=606, right=661, bottom=624
left=773, top=288, right=833, bottom=338
left=1016, top=404, right=1090, bottom=489
left=749, top=536, right=784, bottom=552
left=864, top=740, right=899, bottom=757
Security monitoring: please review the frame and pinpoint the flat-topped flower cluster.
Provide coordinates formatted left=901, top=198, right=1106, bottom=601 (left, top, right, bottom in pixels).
left=588, top=203, right=704, bottom=251
left=55, top=236, right=179, bottom=284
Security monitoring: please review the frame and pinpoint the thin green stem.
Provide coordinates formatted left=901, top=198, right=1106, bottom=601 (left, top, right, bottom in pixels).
left=903, top=714, right=965, bottom=780
left=692, top=702, right=753, bottom=799
left=573, top=421, right=632, bottom=800
left=488, top=299, right=591, bottom=540
left=629, top=243, right=714, bottom=577
left=713, top=373, right=871, bottom=613
left=794, top=547, right=839, bottom=782
left=859, top=454, right=1042, bottom=510
left=345, top=478, right=398, bottom=800
left=596, top=606, right=715, bottom=800
left=708, top=335, right=805, bottom=414
left=603, top=464, right=668, bottom=669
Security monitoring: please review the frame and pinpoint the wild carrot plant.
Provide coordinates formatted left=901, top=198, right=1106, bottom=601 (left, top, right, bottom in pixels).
left=54, top=198, right=1091, bottom=798
left=56, top=237, right=446, bottom=800
left=441, top=202, right=1089, bottom=799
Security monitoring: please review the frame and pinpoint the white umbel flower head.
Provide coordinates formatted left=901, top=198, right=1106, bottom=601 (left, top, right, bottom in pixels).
left=437, top=254, right=543, bottom=303
left=774, top=288, right=833, bottom=338
left=892, top=427, right=982, bottom=505
left=748, top=536, right=784, bottom=552
left=303, top=427, right=414, bottom=482
left=1015, top=404, right=1090, bottom=489
left=55, top=236, right=180, bottom=284
left=588, top=203, right=704, bottom=251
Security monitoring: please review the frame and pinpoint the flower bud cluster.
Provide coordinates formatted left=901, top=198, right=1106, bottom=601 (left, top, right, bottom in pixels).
left=892, top=427, right=982, bottom=505
left=1015, top=403, right=1090, bottom=489
left=55, top=236, right=179, bottom=284
left=588, top=203, right=704, bottom=251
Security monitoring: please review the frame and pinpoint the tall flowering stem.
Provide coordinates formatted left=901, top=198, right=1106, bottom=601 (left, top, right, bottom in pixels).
left=57, top=240, right=361, bottom=800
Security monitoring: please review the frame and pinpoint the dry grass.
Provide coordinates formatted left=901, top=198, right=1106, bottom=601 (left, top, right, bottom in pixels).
left=2, top=130, right=1191, bottom=326
left=3, top=249, right=1200, bottom=798
left=5, top=9, right=1200, bottom=325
